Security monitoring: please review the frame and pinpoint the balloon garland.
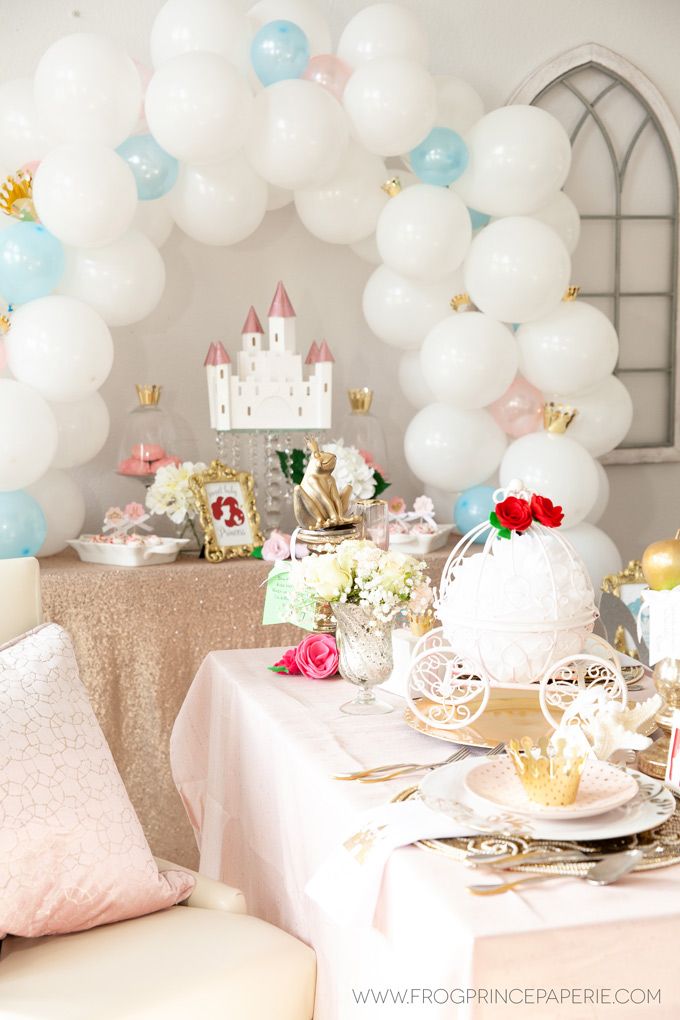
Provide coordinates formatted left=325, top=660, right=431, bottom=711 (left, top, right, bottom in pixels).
left=0, top=0, right=629, bottom=580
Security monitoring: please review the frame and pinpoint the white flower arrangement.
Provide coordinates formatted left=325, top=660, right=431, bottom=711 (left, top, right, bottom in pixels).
left=295, top=539, right=429, bottom=621
left=145, top=460, right=207, bottom=525
left=322, top=439, right=377, bottom=500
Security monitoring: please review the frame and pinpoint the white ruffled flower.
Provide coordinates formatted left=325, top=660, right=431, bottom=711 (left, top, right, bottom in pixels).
left=322, top=439, right=376, bottom=500
left=145, top=461, right=207, bottom=524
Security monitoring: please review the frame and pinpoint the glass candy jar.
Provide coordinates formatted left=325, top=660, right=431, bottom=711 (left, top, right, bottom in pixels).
left=340, top=388, right=388, bottom=477
left=116, top=384, right=181, bottom=482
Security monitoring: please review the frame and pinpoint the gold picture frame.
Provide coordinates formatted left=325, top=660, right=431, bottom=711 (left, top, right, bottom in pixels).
left=189, top=460, right=264, bottom=562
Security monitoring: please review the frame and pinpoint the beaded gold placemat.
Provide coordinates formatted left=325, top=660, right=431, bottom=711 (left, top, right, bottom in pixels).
left=393, top=787, right=680, bottom=876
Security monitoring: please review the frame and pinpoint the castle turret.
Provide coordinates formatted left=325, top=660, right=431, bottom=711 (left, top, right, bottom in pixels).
left=268, top=280, right=296, bottom=353
left=314, top=340, right=334, bottom=429
left=242, top=305, right=264, bottom=352
left=212, top=341, right=232, bottom=430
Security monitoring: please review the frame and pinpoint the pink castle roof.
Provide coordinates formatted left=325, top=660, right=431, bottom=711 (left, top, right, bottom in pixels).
left=317, top=340, right=334, bottom=363
left=203, top=342, right=217, bottom=366
left=268, top=281, right=296, bottom=318
left=305, top=341, right=320, bottom=364
left=213, top=341, right=231, bottom=365
left=242, top=305, right=264, bottom=335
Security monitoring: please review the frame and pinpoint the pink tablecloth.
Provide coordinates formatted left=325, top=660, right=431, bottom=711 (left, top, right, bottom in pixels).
left=171, top=649, right=680, bottom=1020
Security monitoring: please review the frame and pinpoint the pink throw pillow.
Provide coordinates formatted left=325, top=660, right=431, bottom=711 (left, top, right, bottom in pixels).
left=0, top=623, right=194, bottom=937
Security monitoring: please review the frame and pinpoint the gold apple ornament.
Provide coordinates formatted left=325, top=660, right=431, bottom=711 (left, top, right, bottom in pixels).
left=642, top=530, right=680, bottom=591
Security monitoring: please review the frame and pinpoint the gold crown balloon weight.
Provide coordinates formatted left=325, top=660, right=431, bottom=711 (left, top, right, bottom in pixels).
left=0, top=171, right=37, bottom=221
left=507, top=737, right=587, bottom=807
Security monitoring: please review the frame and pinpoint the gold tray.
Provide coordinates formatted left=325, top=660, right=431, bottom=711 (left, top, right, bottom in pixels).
left=394, top=785, right=680, bottom=876
left=404, top=686, right=655, bottom=750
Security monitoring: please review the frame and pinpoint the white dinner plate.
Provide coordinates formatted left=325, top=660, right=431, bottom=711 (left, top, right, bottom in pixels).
left=419, top=756, right=675, bottom=841
left=463, top=755, right=639, bottom=820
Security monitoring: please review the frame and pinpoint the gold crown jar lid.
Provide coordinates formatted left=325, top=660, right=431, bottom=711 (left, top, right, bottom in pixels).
left=136, top=384, right=162, bottom=406
left=347, top=387, right=373, bottom=414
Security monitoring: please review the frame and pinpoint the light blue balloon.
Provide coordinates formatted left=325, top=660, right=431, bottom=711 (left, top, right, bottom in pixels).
left=251, top=20, right=310, bottom=86
left=0, top=222, right=65, bottom=305
left=468, top=207, right=491, bottom=231
left=454, top=486, right=496, bottom=543
left=0, top=491, right=46, bottom=558
left=116, top=133, right=179, bottom=201
left=410, top=128, right=469, bottom=187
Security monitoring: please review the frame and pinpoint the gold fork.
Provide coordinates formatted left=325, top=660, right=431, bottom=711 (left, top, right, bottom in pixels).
left=355, top=741, right=506, bottom=784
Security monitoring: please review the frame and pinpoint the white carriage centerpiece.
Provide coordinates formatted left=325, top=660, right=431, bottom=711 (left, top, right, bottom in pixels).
left=406, top=480, right=628, bottom=736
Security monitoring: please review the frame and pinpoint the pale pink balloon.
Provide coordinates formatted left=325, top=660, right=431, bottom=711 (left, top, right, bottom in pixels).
left=302, top=55, right=352, bottom=101
left=19, top=160, right=40, bottom=177
left=488, top=374, right=544, bottom=438
left=132, top=59, right=153, bottom=135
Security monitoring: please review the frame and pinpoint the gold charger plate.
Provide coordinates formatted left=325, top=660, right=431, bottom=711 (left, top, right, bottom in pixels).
left=393, top=784, right=680, bottom=877
left=404, top=686, right=655, bottom=749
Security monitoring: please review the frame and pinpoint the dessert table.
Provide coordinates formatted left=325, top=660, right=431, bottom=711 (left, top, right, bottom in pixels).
left=171, top=648, right=680, bottom=1020
left=40, top=545, right=452, bottom=866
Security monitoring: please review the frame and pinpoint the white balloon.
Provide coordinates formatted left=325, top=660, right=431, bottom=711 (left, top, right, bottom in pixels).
left=398, top=349, right=434, bottom=410
left=552, top=375, right=633, bottom=457
left=500, top=431, right=599, bottom=526
left=34, top=33, right=141, bottom=147
left=350, top=232, right=382, bottom=265
left=145, top=52, right=252, bottom=165
left=586, top=459, right=610, bottom=524
left=57, top=231, right=166, bottom=327
left=170, top=154, right=267, bottom=245
left=132, top=195, right=174, bottom=247
left=151, top=0, right=253, bottom=73
left=376, top=184, right=471, bottom=281
left=246, top=79, right=348, bottom=190
left=528, top=191, right=580, bottom=254
left=363, top=264, right=463, bottom=349
left=295, top=143, right=387, bottom=244
left=267, top=185, right=293, bottom=211
left=248, top=0, right=331, bottom=56
left=33, top=143, right=137, bottom=248
left=337, top=3, right=428, bottom=68
left=0, top=379, right=57, bottom=491
left=464, top=217, right=570, bottom=323
left=343, top=57, right=436, bottom=156
left=0, top=78, right=53, bottom=167
left=453, top=106, right=571, bottom=217
left=434, top=75, right=485, bottom=134
left=26, top=469, right=86, bottom=557
left=51, top=393, right=110, bottom=469
left=561, top=522, right=622, bottom=592
left=517, top=301, right=619, bottom=394
left=405, top=403, right=506, bottom=491
left=421, top=312, right=518, bottom=409
left=6, top=296, right=113, bottom=403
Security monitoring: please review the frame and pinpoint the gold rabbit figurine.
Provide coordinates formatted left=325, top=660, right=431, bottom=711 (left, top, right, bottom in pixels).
left=293, top=437, right=357, bottom=530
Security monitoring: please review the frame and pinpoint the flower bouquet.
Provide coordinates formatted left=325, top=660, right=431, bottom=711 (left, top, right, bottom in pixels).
left=145, top=460, right=206, bottom=551
left=294, top=540, right=429, bottom=714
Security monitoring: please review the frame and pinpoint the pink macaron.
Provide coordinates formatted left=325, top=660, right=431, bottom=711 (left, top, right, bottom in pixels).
left=131, top=442, right=166, bottom=462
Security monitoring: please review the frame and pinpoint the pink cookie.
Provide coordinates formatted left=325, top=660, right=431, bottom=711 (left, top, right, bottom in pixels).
left=117, top=457, right=153, bottom=477
left=151, top=456, right=182, bottom=472
left=131, top=442, right=165, bottom=462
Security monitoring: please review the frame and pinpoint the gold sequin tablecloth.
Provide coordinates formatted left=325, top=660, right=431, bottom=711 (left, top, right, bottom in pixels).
left=41, top=546, right=452, bottom=868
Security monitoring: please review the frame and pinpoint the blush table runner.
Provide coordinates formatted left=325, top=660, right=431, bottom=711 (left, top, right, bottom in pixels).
left=171, top=648, right=680, bottom=1020
left=40, top=545, right=452, bottom=866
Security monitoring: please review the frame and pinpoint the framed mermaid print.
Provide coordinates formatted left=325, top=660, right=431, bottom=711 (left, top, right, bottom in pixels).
left=189, top=460, right=264, bottom=562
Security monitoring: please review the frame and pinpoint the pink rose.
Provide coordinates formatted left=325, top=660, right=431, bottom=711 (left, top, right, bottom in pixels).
left=262, top=529, right=291, bottom=561
left=272, top=648, right=300, bottom=674
left=295, top=633, right=339, bottom=679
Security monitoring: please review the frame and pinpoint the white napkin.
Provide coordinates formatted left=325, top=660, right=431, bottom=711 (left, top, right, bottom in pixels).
left=306, top=796, right=471, bottom=927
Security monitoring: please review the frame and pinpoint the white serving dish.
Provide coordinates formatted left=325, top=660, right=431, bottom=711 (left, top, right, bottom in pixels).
left=389, top=524, right=453, bottom=555
left=420, top=756, right=675, bottom=841
left=68, top=537, right=189, bottom=567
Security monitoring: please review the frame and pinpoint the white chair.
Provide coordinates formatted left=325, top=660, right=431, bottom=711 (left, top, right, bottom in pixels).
left=0, top=558, right=316, bottom=1020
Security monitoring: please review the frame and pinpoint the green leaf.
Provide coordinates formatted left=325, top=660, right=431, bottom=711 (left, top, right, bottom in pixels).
left=489, top=511, right=501, bottom=529
left=251, top=546, right=263, bottom=559
left=276, top=450, right=290, bottom=480
left=373, top=470, right=391, bottom=497
left=497, top=527, right=512, bottom=540
left=291, top=448, right=308, bottom=485
left=268, top=665, right=289, bottom=673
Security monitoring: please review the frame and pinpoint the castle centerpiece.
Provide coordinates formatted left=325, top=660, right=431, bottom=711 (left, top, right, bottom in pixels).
left=204, top=281, right=334, bottom=432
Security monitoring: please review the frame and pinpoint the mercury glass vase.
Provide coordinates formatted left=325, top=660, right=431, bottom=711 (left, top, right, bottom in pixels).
left=331, top=603, right=394, bottom=715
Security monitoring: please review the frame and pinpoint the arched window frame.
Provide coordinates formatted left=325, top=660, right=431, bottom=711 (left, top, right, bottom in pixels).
left=510, top=43, right=680, bottom=464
